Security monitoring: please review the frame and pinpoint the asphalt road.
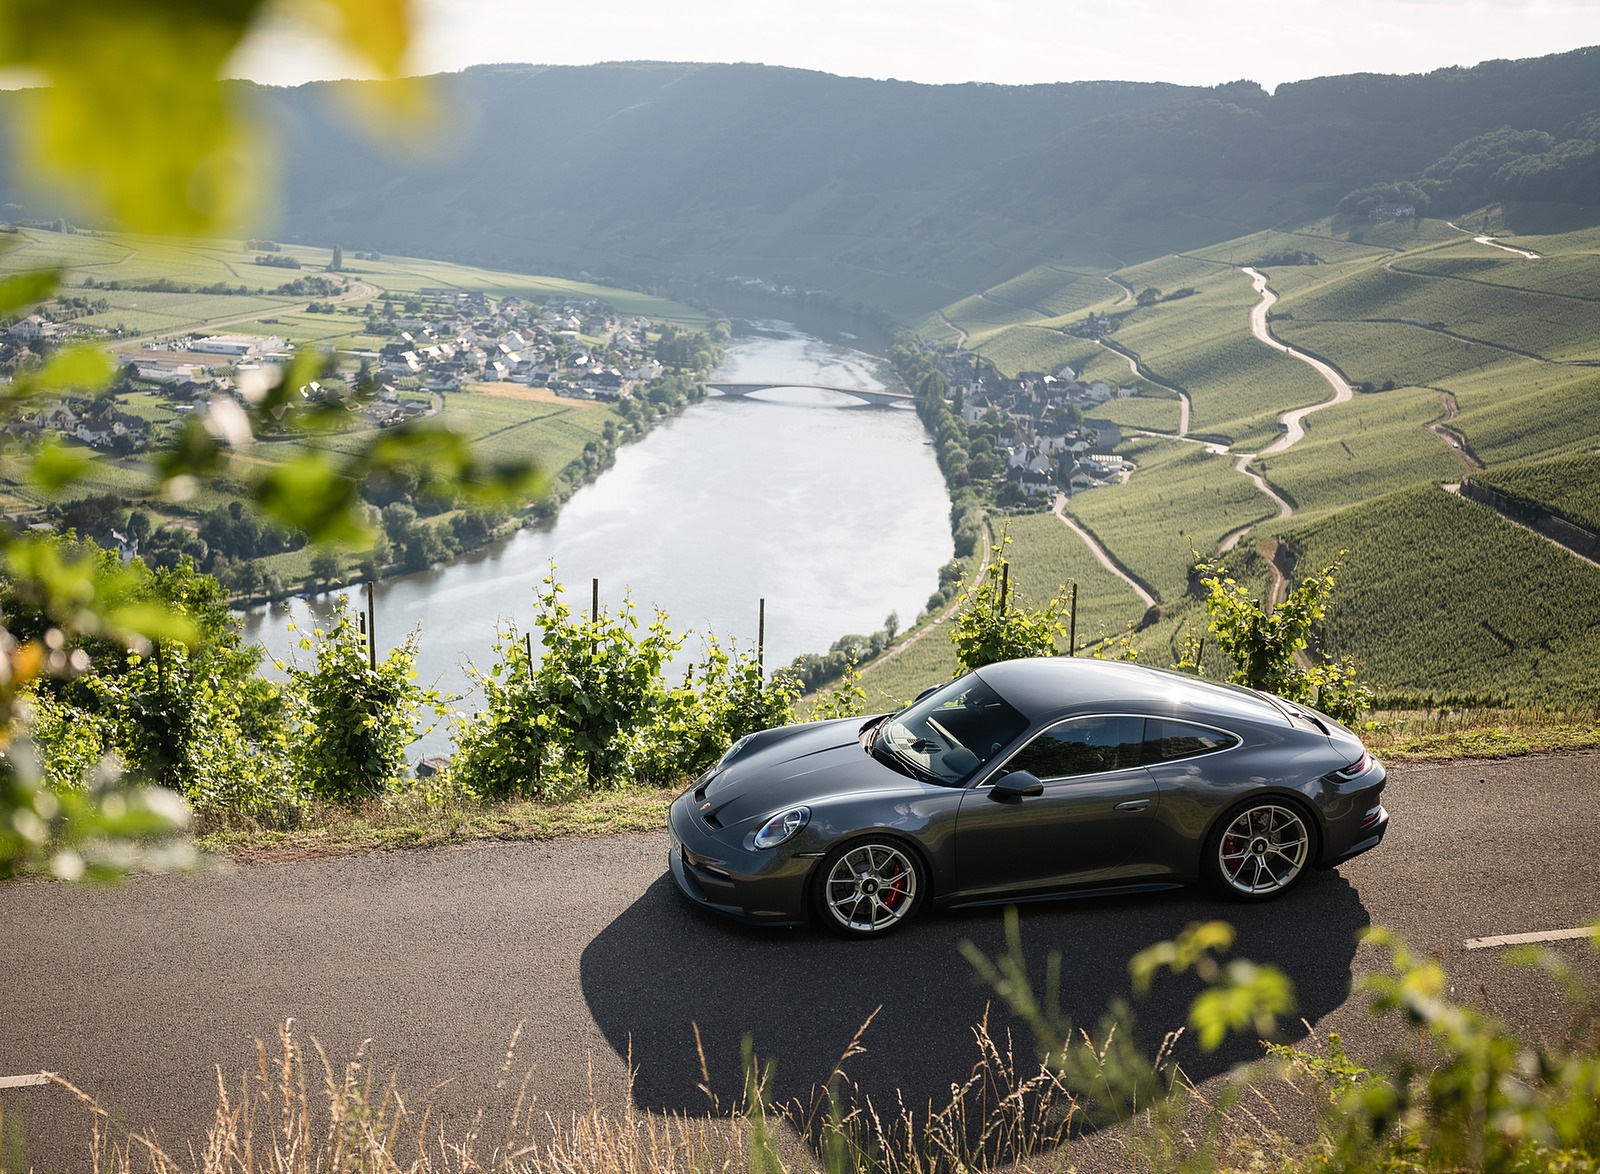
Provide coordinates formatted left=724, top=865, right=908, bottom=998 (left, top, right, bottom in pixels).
left=3, top=753, right=1598, bottom=1170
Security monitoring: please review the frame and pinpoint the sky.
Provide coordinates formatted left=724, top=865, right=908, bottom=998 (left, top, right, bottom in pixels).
left=227, top=0, right=1600, bottom=91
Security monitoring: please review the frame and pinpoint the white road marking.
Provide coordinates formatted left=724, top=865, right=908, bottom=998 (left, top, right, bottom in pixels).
left=0, top=1073, right=50, bottom=1089
left=1464, top=927, right=1596, bottom=950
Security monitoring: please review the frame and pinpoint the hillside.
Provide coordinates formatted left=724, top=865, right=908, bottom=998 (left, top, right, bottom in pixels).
left=9, top=51, right=1600, bottom=315
left=881, top=207, right=1600, bottom=707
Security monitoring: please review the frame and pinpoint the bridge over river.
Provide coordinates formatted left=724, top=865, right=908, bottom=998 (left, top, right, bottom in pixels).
left=704, top=380, right=913, bottom=407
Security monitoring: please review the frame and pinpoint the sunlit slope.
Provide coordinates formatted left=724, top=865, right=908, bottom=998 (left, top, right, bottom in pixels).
left=1067, top=437, right=1274, bottom=604
left=959, top=209, right=1600, bottom=704
left=0, top=230, right=713, bottom=338
left=1472, top=452, right=1600, bottom=535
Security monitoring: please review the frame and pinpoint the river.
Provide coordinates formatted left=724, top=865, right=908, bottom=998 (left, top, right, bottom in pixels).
left=240, top=321, right=953, bottom=756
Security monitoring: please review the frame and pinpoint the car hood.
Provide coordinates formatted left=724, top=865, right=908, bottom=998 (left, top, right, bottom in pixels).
left=696, top=717, right=901, bottom=828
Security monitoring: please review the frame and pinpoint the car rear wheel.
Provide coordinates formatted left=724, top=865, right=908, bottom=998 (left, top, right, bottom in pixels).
left=816, top=838, right=924, bottom=937
left=1206, top=800, right=1316, bottom=900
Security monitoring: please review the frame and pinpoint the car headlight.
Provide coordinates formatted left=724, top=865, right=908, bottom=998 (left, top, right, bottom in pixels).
left=752, top=806, right=809, bottom=850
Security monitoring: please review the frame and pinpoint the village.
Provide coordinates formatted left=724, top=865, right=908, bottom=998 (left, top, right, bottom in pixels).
left=921, top=337, right=1140, bottom=502
left=0, top=288, right=667, bottom=453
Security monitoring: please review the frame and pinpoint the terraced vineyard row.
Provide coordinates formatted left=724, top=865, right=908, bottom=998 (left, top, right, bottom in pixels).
left=1257, top=386, right=1464, bottom=523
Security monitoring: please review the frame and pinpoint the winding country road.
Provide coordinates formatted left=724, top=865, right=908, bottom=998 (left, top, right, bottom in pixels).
left=3, top=755, right=1598, bottom=1172
left=1215, top=268, right=1357, bottom=553
left=1052, top=495, right=1156, bottom=610
left=1241, top=267, right=1355, bottom=454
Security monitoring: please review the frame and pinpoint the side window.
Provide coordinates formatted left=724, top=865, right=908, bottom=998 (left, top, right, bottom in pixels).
left=1004, top=715, right=1145, bottom=781
left=1142, top=719, right=1239, bottom=764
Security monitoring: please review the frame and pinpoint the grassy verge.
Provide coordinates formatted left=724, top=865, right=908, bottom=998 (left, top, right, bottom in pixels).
left=190, top=707, right=1599, bottom=865
left=194, top=787, right=678, bottom=864
left=1364, top=705, right=1600, bottom=761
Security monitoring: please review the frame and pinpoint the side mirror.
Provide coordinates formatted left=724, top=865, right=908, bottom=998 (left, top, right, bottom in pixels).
left=990, top=770, right=1045, bottom=802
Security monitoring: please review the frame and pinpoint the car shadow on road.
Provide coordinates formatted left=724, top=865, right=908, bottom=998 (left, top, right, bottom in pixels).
left=581, top=867, right=1370, bottom=1126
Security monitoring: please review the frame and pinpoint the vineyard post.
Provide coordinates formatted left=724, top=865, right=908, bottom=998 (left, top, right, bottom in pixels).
left=365, top=580, right=376, bottom=670
left=758, top=597, right=766, bottom=673
left=1068, top=582, right=1077, bottom=655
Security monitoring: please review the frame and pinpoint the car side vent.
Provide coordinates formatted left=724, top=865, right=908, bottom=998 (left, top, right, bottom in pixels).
left=701, top=809, right=723, bottom=830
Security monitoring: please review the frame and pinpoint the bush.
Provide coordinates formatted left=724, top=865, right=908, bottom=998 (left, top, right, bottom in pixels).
left=1196, top=551, right=1372, bottom=723
left=951, top=533, right=1071, bottom=671
left=284, top=602, right=435, bottom=804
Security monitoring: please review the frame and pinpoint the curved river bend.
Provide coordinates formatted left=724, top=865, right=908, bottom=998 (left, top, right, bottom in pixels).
left=242, top=322, right=952, bottom=755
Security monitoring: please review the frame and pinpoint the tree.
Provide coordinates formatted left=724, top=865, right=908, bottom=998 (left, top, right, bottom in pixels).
left=310, top=549, right=342, bottom=588
left=1137, top=287, right=1162, bottom=307
left=330, top=243, right=343, bottom=272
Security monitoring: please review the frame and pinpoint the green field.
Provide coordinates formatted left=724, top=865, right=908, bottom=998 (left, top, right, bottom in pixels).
left=1256, top=386, right=1465, bottom=523
left=16, top=212, right=1600, bottom=709
left=0, top=229, right=713, bottom=342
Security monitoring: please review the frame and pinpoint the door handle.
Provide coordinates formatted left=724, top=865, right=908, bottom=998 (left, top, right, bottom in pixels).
left=1113, top=799, right=1150, bottom=812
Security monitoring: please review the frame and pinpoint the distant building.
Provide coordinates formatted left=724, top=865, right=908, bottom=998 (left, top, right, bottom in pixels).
left=188, top=334, right=285, bottom=357
left=1372, top=203, right=1416, bottom=219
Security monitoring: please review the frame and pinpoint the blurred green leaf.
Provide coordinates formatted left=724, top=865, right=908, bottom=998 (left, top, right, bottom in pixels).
left=3, top=532, right=199, bottom=647
left=0, top=0, right=415, bottom=236
left=32, top=342, right=113, bottom=393
left=0, top=268, right=60, bottom=315
left=152, top=416, right=227, bottom=490
left=252, top=451, right=367, bottom=544
left=26, top=435, right=92, bottom=493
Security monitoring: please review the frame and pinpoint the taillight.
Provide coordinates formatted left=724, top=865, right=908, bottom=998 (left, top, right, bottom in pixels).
left=1333, top=752, right=1371, bottom=780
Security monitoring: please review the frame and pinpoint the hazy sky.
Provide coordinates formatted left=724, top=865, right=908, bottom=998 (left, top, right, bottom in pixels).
left=228, top=0, right=1600, bottom=90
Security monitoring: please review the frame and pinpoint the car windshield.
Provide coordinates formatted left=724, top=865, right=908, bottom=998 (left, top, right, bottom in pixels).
left=872, top=675, right=1030, bottom=787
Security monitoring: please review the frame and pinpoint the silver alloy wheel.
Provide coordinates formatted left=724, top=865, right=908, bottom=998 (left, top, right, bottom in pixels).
left=823, top=841, right=919, bottom=934
left=1216, top=803, right=1311, bottom=896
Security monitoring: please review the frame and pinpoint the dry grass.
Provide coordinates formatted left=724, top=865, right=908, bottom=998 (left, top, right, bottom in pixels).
left=15, top=1013, right=1111, bottom=1174
left=1363, top=705, right=1600, bottom=761
left=193, top=789, right=676, bottom=865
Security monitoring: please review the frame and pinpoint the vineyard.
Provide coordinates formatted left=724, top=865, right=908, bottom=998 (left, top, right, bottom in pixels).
left=983, top=264, right=1113, bottom=318
left=1067, top=436, right=1272, bottom=603
left=1271, top=318, right=1510, bottom=387
left=1084, top=388, right=1183, bottom=434
left=1288, top=486, right=1600, bottom=705
left=1448, top=363, right=1600, bottom=464
left=1471, top=452, right=1600, bottom=535
left=1257, top=385, right=1463, bottom=523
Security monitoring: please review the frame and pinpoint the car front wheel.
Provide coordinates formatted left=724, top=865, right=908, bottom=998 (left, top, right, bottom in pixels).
left=815, top=838, right=924, bottom=937
left=1206, top=800, right=1316, bottom=899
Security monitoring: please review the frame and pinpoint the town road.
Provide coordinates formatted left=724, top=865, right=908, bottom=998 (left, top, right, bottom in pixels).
left=3, top=753, right=1599, bottom=1169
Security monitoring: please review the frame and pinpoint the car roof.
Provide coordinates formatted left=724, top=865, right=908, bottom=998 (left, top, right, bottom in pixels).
left=972, top=657, right=1289, bottom=729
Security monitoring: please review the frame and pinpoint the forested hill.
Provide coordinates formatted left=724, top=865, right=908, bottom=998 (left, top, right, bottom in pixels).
left=8, top=49, right=1600, bottom=312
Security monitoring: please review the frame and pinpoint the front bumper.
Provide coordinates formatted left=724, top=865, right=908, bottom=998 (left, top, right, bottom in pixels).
left=665, top=796, right=814, bottom=926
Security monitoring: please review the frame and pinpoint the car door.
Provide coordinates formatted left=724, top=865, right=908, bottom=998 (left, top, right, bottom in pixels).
left=953, top=714, right=1161, bottom=899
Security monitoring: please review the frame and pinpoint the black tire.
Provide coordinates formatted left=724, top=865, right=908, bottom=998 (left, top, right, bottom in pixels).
left=1204, top=798, right=1318, bottom=901
left=813, top=837, right=926, bottom=937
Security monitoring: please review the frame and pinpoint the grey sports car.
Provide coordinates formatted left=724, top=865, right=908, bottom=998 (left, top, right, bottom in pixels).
left=667, top=657, right=1388, bottom=936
